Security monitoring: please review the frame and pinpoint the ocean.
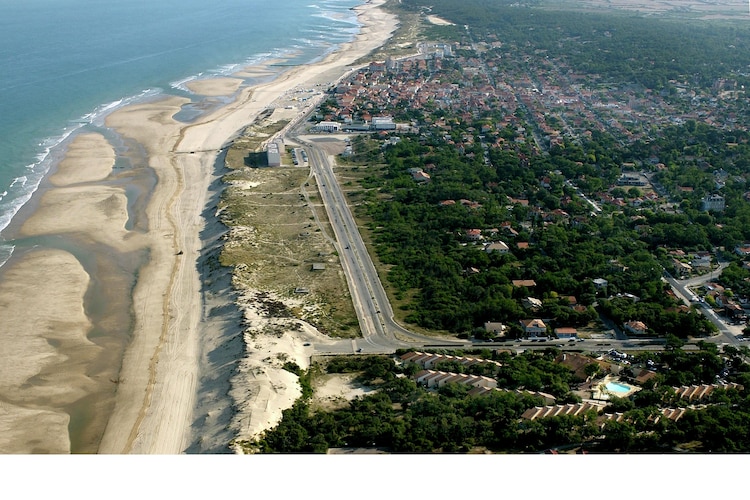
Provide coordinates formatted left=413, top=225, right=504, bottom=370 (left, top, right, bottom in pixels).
left=0, top=0, right=362, bottom=266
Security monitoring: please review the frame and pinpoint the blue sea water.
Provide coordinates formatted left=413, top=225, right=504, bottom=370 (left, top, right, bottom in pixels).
left=0, top=0, right=362, bottom=265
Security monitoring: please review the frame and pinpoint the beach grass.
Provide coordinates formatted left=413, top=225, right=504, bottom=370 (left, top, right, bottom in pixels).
left=218, top=130, right=360, bottom=339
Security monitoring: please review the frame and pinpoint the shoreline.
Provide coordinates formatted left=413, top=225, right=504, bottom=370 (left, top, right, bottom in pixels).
left=0, top=0, right=397, bottom=454
left=99, top=0, right=398, bottom=453
left=99, top=2, right=395, bottom=453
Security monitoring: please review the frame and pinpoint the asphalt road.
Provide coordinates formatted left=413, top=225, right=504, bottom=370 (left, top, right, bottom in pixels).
left=663, top=264, right=744, bottom=347
left=291, top=134, right=466, bottom=354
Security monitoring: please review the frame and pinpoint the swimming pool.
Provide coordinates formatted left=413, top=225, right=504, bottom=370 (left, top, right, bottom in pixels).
left=605, top=382, right=632, bottom=394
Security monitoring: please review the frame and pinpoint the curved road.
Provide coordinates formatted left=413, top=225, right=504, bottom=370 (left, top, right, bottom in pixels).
left=663, top=263, right=743, bottom=347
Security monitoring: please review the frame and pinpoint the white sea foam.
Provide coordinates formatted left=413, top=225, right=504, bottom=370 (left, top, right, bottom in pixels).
left=0, top=242, right=14, bottom=269
left=0, top=128, right=77, bottom=236
left=81, top=88, right=163, bottom=127
left=168, top=48, right=299, bottom=95
left=312, top=11, right=360, bottom=26
left=310, top=0, right=360, bottom=26
left=170, top=74, right=202, bottom=93
left=8, top=176, right=27, bottom=188
left=0, top=87, right=164, bottom=246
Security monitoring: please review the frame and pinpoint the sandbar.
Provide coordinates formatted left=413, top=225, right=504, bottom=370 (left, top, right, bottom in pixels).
left=186, top=77, right=245, bottom=97
left=49, top=132, right=116, bottom=187
left=0, top=249, right=98, bottom=453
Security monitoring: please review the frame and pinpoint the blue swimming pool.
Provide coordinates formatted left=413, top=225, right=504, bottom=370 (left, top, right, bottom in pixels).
left=605, top=382, right=632, bottom=393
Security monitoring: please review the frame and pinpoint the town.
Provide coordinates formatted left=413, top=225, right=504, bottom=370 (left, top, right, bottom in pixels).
left=237, top=0, right=750, bottom=453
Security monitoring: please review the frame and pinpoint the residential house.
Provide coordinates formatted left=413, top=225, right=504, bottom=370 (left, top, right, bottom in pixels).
left=617, top=174, right=648, bottom=186
left=632, top=369, right=658, bottom=386
left=673, top=383, right=743, bottom=402
left=702, top=193, right=725, bottom=212
left=725, top=302, right=745, bottom=320
left=485, top=241, right=509, bottom=254
left=520, top=318, right=547, bottom=337
left=469, top=386, right=556, bottom=405
left=616, top=293, right=640, bottom=303
left=554, top=327, right=578, bottom=339
left=691, top=253, right=712, bottom=269
left=522, top=297, right=543, bottom=310
left=521, top=402, right=605, bottom=421
left=484, top=322, right=507, bottom=337
left=593, top=278, right=608, bottom=290
left=400, top=351, right=503, bottom=370
left=624, top=320, right=648, bottom=336
left=503, top=225, right=519, bottom=237
left=672, top=258, right=692, bottom=277
left=465, top=228, right=483, bottom=241
left=414, top=370, right=498, bottom=389
left=555, top=352, right=611, bottom=380
left=411, top=170, right=431, bottom=182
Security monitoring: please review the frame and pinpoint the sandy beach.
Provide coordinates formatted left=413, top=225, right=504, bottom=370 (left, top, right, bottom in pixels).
left=0, top=0, right=396, bottom=455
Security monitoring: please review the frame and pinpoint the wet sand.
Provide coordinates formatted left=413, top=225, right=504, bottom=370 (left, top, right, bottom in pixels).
left=0, top=0, right=397, bottom=454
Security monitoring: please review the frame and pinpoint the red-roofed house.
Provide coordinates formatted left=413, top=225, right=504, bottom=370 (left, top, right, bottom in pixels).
left=554, top=327, right=578, bottom=339
left=624, top=320, right=648, bottom=336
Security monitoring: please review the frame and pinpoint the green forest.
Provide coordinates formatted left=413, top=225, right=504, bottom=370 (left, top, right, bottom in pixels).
left=246, top=347, right=750, bottom=453
left=351, top=128, right=720, bottom=337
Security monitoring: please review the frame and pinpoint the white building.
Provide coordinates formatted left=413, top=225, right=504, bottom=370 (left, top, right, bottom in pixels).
left=485, top=241, right=509, bottom=254
left=371, top=116, right=396, bottom=130
left=314, top=121, right=341, bottom=132
left=266, top=139, right=283, bottom=167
